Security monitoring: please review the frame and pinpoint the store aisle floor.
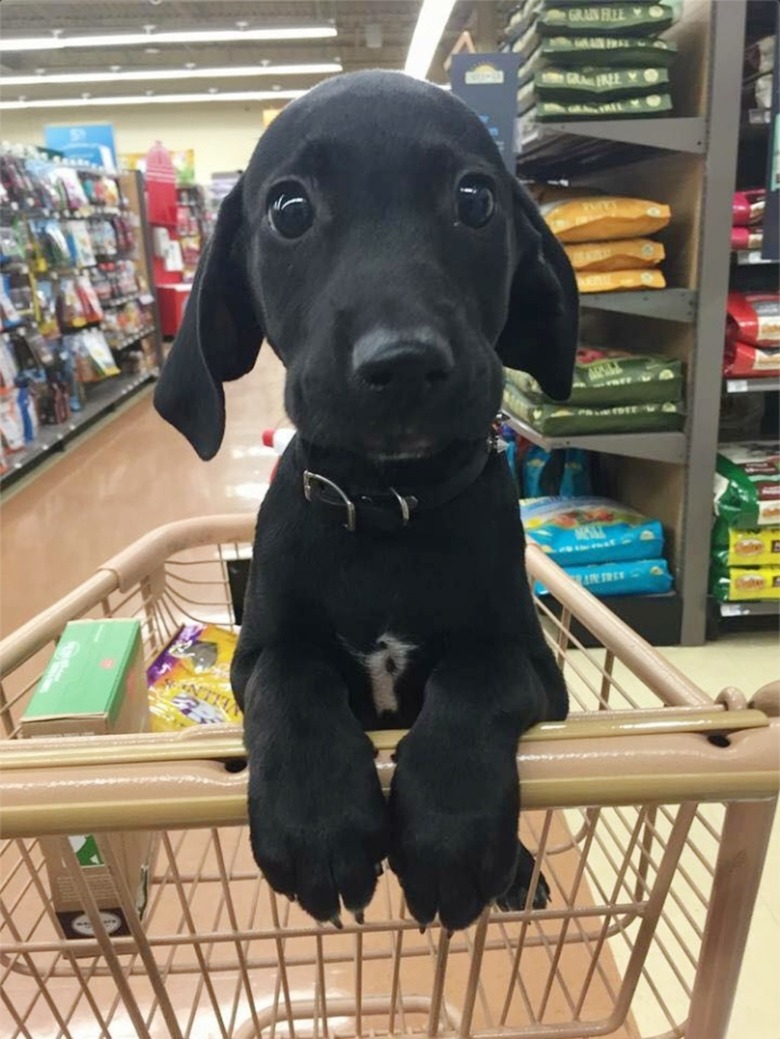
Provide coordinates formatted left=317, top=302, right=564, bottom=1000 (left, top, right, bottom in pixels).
left=1, top=350, right=286, bottom=638
left=1, top=351, right=778, bottom=1038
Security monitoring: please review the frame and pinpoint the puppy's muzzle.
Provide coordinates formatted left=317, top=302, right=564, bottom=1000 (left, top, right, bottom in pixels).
left=352, top=328, right=455, bottom=394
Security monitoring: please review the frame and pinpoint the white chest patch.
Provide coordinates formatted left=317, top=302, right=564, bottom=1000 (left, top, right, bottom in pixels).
left=361, top=633, right=415, bottom=716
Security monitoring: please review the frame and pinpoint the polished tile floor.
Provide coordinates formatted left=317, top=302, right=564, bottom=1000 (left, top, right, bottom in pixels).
left=1, top=350, right=778, bottom=1038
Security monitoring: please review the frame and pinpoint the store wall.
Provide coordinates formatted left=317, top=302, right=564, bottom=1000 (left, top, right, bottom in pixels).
left=1, top=101, right=274, bottom=183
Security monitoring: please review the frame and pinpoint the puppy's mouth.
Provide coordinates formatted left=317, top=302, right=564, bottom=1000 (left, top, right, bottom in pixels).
left=361, top=432, right=436, bottom=461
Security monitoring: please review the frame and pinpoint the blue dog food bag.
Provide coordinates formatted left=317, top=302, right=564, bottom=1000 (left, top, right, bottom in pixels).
left=534, top=558, right=673, bottom=598
left=520, top=496, right=664, bottom=566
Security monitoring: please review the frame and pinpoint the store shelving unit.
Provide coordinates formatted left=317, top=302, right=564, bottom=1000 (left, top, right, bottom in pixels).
left=1, top=163, right=162, bottom=488
left=504, top=414, right=686, bottom=465
left=0, top=371, right=154, bottom=490
left=514, top=0, right=749, bottom=644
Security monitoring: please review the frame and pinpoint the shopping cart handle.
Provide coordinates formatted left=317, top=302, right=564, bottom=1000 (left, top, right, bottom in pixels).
left=0, top=707, right=772, bottom=772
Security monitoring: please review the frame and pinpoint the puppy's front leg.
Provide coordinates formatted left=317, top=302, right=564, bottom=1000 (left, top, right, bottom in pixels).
left=243, top=644, right=388, bottom=923
left=389, top=641, right=551, bottom=931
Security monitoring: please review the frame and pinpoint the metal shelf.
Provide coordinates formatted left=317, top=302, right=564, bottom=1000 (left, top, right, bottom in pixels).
left=0, top=372, right=155, bottom=490
left=503, top=414, right=687, bottom=464
left=580, top=289, right=696, bottom=323
left=521, top=116, right=706, bottom=154
left=719, top=600, right=780, bottom=618
left=724, top=377, right=780, bottom=394
left=517, top=117, right=706, bottom=176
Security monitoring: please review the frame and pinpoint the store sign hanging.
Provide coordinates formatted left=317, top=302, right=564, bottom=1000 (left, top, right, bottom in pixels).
left=450, top=53, right=522, bottom=172
left=44, top=123, right=117, bottom=170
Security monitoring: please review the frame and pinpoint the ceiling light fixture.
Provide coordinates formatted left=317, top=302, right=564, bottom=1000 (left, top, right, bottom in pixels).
left=0, top=62, right=343, bottom=87
left=0, top=26, right=338, bottom=53
left=0, top=89, right=307, bottom=110
left=404, top=0, right=457, bottom=80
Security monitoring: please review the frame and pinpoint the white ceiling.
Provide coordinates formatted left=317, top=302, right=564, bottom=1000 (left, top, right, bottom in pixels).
left=0, top=1, right=512, bottom=104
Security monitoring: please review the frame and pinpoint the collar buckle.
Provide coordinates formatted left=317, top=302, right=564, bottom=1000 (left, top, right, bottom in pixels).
left=303, top=471, right=357, bottom=532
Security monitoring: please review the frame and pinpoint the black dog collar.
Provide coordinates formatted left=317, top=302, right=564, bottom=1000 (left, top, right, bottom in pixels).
left=302, top=437, right=498, bottom=533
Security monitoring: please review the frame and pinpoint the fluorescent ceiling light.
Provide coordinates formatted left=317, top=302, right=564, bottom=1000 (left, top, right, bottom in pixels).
left=0, top=27, right=337, bottom=53
left=1, top=63, right=342, bottom=87
left=404, top=0, right=457, bottom=80
left=0, top=90, right=307, bottom=110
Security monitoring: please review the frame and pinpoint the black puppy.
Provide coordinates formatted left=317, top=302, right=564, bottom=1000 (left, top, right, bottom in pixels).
left=155, top=70, right=577, bottom=932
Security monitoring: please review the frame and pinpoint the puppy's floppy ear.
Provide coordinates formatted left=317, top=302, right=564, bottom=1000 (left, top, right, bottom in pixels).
left=154, top=180, right=264, bottom=459
left=496, top=180, right=578, bottom=401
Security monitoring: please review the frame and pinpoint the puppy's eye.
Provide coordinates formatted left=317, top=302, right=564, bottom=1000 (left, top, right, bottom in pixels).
left=267, top=182, right=313, bottom=239
left=456, top=175, right=495, bottom=229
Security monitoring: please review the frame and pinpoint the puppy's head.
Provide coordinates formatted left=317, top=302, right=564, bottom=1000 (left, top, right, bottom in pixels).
left=155, top=71, right=578, bottom=460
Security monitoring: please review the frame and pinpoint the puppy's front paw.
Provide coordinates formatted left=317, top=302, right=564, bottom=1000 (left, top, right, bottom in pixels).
left=247, top=729, right=388, bottom=924
left=497, top=841, right=550, bottom=911
left=388, top=732, right=520, bottom=931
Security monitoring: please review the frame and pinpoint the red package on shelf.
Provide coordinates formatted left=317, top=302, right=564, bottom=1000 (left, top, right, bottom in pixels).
left=726, top=292, right=780, bottom=347
left=732, top=188, right=765, bottom=226
left=723, top=338, right=780, bottom=378
left=730, top=226, right=763, bottom=251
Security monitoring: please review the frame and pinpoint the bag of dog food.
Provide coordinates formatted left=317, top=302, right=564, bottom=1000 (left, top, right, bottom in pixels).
left=504, top=383, right=684, bottom=435
left=537, top=4, right=675, bottom=37
left=710, top=564, right=780, bottom=602
left=726, top=293, right=780, bottom=347
left=536, top=94, right=672, bottom=120
left=538, top=558, right=673, bottom=598
left=713, top=443, right=780, bottom=529
left=540, top=35, right=678, bottom=67
left=575, top=269, right=667, bottom=292
left=147, top=622, right=242, bottom=732
left=730, top=227, right=764, bottom=251
left=711, top=517, right=780, bottom=568
left=517, top=80, right=537, bottom=115
left=520, top=496, right=665, bottom=565
left=564, top=238, right=665, bottom=271
left=541, top=195, right=671, bottom=242
left=723, top=339, right=780, bottom=378
left=522, top=445, right=592, bottom=499
left=506, top=346, right=683, bottom=406
left=732, top=188, right=766, bottom=226
left=535, top=66, right=670, bottom=102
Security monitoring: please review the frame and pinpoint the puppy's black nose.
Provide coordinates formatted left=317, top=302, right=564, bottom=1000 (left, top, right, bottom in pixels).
left=352, top=329, right=454, bottom=392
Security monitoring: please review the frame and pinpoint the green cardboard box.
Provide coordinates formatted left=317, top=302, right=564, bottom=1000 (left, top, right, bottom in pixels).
left=21, top=619, right=152, bottom=942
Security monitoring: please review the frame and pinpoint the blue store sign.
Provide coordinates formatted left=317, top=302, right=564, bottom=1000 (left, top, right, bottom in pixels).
left=44, top=124, right=118, bottom=170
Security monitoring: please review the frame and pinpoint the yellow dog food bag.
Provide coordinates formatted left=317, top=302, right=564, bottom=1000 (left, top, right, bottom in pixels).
left=541, top=196, right=672, bottom=242
left=564, top=238, right=665, bottom=272
left=576, top=269, right=667, bottom=293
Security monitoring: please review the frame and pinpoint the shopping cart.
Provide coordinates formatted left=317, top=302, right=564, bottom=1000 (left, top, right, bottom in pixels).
left=1, top=514, right=777, bottom=1039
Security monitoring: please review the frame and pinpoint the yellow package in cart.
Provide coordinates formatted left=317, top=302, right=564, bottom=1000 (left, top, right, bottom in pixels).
left=146, top=622, right=242, bottom=731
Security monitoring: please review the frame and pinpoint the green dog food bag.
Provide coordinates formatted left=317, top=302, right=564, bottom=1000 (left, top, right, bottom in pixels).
left=506, top=346, right=683, bottom=407
left=535, top=66, right=670, bottom=102
left=536, top=93, right=673, bottom=120
left=538, top=3, right=676, bottom=38
left=713, top=443, right=780, bottom=529
left=541, top=35, right=678, bottom=67
left=503, top=383, right=684, bottom=436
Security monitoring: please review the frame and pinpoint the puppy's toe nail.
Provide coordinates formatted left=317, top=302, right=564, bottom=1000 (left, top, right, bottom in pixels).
left=419, top=926, right=426, bottom=935
left=354, top=910, right=365, bottom=925
left=330, top=914, right=344, bottom=931
left=445, top=929, right=454, bottom=940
